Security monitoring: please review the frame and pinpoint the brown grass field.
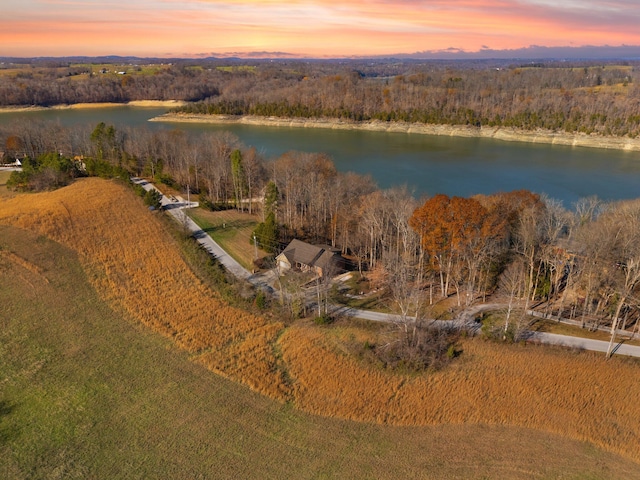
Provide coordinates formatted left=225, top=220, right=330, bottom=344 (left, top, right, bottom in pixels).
left=1, top=177, right=640, bottom=477
left=2, top=227, right=637, bottom=480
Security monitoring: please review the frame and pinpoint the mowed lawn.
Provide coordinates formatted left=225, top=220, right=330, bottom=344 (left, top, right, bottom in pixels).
left=2, top=225, right=640, bottom=479
left=187, top=207, right=269, bottom=270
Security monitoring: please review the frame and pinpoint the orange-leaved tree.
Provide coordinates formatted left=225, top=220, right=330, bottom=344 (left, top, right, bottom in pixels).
left=409, top=194, right=507, bottom=305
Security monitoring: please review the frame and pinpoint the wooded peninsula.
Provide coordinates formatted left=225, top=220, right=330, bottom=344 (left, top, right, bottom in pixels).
left=1, top=57, right=639, bottom=148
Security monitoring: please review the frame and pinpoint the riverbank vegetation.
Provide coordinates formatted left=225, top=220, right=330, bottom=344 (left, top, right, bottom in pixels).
left=2, top=119, right=640, bottom=348
left=1, top=58, right=639, bottom=138
left=176, top=61, right=640, bottom=137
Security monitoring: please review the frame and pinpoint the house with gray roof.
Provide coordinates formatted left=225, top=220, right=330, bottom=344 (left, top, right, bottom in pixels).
left=276, top=239, right=345, bottom=277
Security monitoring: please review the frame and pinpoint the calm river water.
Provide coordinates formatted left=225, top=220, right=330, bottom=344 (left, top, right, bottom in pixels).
left=2, top=106, right=639, bottom=206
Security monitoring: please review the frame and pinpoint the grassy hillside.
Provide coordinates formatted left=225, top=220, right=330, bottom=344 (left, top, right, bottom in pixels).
left=3, top=225, right=640, bottom=479
left=1, top=177, right=640, bottom=476
left=0, top=178, right=288, bottom=399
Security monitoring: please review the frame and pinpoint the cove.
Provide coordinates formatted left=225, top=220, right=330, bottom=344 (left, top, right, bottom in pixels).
left=1, top=106, right=639, bottom=206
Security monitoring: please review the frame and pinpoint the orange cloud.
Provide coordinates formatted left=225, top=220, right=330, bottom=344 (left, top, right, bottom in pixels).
left=1, top=0, right=639, bottom=57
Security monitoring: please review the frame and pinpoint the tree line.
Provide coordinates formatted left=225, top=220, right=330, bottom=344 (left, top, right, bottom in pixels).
left=2, top=119, right=639, bottom=353
left=1, top=59, right=639, bottom=136
left=175, top=62, right=640, bottom=137
left=0, top=64, right=220, bottom=105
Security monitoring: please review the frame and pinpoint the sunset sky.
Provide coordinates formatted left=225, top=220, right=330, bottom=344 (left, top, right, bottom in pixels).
left=2, top=0, right=640, bottom=58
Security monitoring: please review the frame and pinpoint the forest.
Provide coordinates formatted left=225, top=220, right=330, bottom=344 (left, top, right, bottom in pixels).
left=2, top=118, right=640, bottom=354
left=1, top=58, right=639, bottom=137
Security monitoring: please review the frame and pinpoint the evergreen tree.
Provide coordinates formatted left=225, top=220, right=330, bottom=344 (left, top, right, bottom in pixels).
left=230, top=149, right=246, bottom=210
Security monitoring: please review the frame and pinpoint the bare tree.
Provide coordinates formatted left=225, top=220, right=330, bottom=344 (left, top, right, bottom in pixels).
left=604, top=201, right=640, bottom=357
left=499, top=260, right=527, bottom=340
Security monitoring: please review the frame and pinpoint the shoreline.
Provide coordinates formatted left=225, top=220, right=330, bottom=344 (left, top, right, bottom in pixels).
left=0, top=100, right=186, bottom=113
left=152, top=113, right=640, bottom=152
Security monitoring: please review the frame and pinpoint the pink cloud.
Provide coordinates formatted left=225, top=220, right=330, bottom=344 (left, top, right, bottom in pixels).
left=1, top=0, right=639, bottom=57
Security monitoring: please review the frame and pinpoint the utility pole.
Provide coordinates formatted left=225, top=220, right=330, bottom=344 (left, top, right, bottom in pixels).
left=253, top=234, right=258, bottom=260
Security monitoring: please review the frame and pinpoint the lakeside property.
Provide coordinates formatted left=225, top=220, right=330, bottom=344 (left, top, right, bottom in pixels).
left=152, top=112, right=640, bottom=152
left=3, top=177, right=640, bottom=471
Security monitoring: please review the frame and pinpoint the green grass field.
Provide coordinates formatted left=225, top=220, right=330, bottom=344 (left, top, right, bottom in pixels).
left=2, top=225, right=640, bottom=479
left=215, top=66, right=257, bottom=73
left=187, top=207, right=267, bottom=270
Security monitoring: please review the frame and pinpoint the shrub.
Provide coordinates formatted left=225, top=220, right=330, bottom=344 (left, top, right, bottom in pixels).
left=143, top=188, right=162, bottom=209
left=132, top=183, right=146, bottom=197
left=7, top=153, right=79, bottom=191
left=373, top=325, right=460, bottom=372
left=254, top=290, right=268, bottom=310
left=156, top=173, right=179, bottom=190
left=6, top=170, right=30, bottom=191
left=313, top=313, right=334, bottom=325
left=198, top=194, right=214, bottom=211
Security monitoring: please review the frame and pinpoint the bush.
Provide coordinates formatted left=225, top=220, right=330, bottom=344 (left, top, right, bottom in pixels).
left=198, top=193, right=214, bottom=211
left=313, top=313, right=334, bottom=325
left=373, top=325, right=460, bottom=372
left=6, top=170, right=30, bottom=191
left=143, top=189, right=162, bottom=209
left=6, top=153, right=79, bottom=191
left=132, top=183, right=146, bottom=197
left=480, top=313, right=527, bottom=343
left=254, top=290, right=268, bottom=310
left=156, top=173, right=179, bottom=190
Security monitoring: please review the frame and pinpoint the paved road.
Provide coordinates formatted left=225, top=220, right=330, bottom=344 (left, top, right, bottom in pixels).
left=332, top=303, right=492, bottom=330
left=132, top=177, right=274, bottom=286
left=336, top=305, right=640, bottom=358
left=132, top=178, right=640, bottom=359
left=526, top=331, right=640, bottom=357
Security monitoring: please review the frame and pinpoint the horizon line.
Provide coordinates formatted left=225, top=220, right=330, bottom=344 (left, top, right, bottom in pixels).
left=2, top=45, right=640, bottom=62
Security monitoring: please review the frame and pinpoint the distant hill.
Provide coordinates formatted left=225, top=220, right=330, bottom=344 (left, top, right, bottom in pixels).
left=1, top=44, right=639, bottom=63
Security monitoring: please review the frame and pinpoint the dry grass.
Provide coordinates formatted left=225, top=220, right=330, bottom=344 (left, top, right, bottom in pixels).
left=0, top=178, right=287, bottom=399
left=4, top=225, right=640, bottom=479
left=575, top=84, right=632, bottom=94
left=1, top=177, right=640, bottom=469
left=0, top=68, right=27, bottom=77
left=279, top=323, right=640, bottom=462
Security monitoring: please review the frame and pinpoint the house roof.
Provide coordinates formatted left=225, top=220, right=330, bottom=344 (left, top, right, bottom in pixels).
left=279, top=239, right=324, bottom=267
left=278, top=239, right=341, bottom=272
left=314, top=249, right=338, bottom=271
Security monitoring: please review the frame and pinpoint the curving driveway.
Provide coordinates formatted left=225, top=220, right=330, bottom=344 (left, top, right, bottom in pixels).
left=133, top=178, right=640, bottom=359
